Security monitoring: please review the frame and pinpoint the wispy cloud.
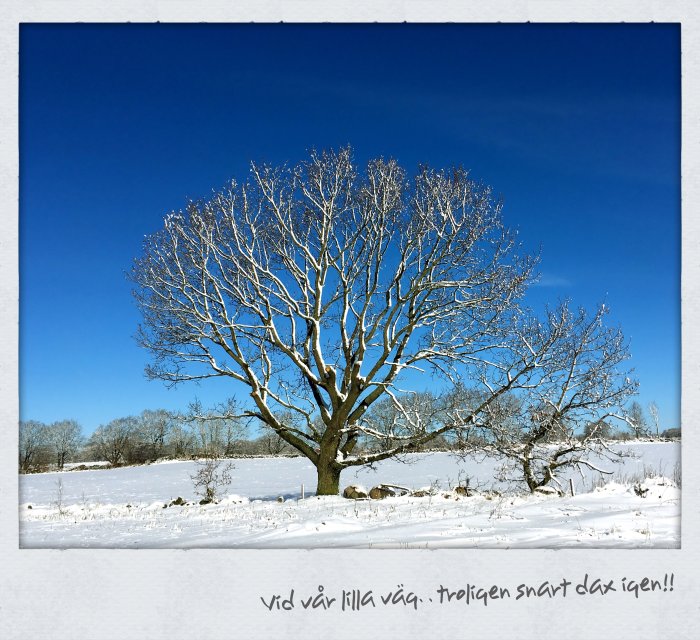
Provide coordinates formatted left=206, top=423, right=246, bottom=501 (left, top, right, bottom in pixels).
left=532, top=274, right=573, bottom=288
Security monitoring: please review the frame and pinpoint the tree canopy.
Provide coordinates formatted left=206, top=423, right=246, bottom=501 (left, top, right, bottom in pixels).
left=132, top=148, right=636, bottom=494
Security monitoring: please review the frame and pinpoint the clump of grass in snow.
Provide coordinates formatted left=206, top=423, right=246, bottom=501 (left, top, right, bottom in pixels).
left=589, top=461, right=681, bottom=492
left=672, top=461, right=682, bottom=489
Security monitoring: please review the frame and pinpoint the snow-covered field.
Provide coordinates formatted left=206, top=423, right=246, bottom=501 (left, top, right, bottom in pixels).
left=19, top=442, right=680, bottom=549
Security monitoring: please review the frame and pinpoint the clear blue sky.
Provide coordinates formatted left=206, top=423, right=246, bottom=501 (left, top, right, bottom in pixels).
left=19, top=24, right=680, bottom=435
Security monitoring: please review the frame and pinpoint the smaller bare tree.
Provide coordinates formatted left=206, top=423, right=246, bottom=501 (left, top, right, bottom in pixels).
left=259, top=426, right=293, bottom=456
left=88, top=417, right=136, bottom=466
left=648, top=401, right=660, bottom=439
left=138, top=409, right=174, bottom=461
left=19, top=420, right=48, bottom=472
left=582, top=419, right=614, bottom=440
left=167, top=423, right=195, bottom=458
left=191, top=453, right=234, bottom=504
left=45, top=420, right=82, bottom=470
left=190, top=447, right=234, bottom=504
left=628, top=401, right=649, bottom=439
left=186, top=398, right=246, bottom=457
left=360, top=390, right=448, bottom=453
left=455, top=302, right=638, bottom=493
left=54, top=478, right=68, bottom=517
left=184, top=401, right=240, bottom=503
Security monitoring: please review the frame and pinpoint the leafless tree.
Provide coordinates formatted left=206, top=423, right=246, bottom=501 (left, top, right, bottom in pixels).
left=360, top=390, right=448, bottom=453
left=628, top=401, right=649, bottom=439
left=132, top=148, right=631, bottom=495
left=88, top=417, right=136, bottom=466
left=256, top=409, right=299, bottom=455
left=19, top=420, right=48, bottom=472
left=582, top=419, right=614, bottom=440
left=185, top=399, right=247, bottom=457
left=45, top=419, right=82, bottom=470
left=191, top=455, right=234, bottom=504
left=138, top=409, right=174, bottom=461
left=648, top=401, right=660, bottom=438
left=259, top=427, right=292, bottom=455
left=454, top=303, right=638, bottom=492
left=167, top=422, right=195, bottom=458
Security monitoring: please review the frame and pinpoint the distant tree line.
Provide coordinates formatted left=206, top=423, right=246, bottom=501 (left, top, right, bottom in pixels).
left=19, top=397, right=679, bottom=475
left=19, top=419, right=82, bottom=473
left=19, top=408, right=293, bottom=473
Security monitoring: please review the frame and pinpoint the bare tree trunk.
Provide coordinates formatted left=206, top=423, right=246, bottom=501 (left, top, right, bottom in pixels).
left=522, top=455, right=539, bottom=493
left=315, top=457, right=342, bottom=496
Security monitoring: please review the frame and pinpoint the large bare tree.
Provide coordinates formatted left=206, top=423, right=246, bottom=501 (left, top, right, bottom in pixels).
left=132, top=148, right=628, bottom=495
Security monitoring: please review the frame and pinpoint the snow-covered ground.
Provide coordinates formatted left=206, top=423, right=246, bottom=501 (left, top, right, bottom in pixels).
left=19, top=442, right=680, bottom=549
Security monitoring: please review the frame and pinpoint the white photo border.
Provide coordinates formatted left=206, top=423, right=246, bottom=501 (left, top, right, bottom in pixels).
left=1, top=2, right=697, bottom=638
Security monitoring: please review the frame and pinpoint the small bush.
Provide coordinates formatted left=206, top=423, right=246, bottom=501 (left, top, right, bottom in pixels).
left=190, top=456, right=233, bottom=504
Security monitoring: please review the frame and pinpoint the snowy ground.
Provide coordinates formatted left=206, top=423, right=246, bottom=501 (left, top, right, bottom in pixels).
left=19, top=442, right=680, bottom=549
